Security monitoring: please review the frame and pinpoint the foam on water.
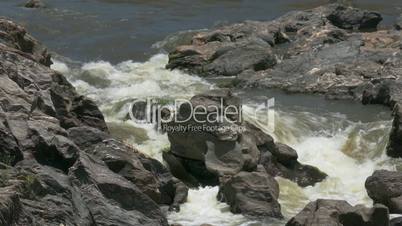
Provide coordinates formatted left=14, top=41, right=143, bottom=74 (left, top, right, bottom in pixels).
left=168, top=187, right=254, bottom=226
left=53, top=54, right=400, bottom=225
left=52, top=54, right=212, bottom=161
left=245, top=106, right=396, bottom=219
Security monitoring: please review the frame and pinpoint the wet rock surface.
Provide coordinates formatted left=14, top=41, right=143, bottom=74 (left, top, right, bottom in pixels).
left=365, top=170, right=402, bottom=214
left=391, top=217, right=402, bottom=226
left=24, top=0, right=45, bottom=8
left=218, top=169, right=283, bottom=218
left=163, top=89, right=326, bottom=218
left=166, top=3, right=402, bottom=158
left=286, top=199, right=390, bottom=226
left=0, top=18, right=186, bottom=225
left=396, top=15, right=402, bottom=30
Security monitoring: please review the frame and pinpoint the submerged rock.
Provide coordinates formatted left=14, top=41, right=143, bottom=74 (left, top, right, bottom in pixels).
left=286, top=199, right=389, bottom=226
left=365, top=170, right=402, bottom=214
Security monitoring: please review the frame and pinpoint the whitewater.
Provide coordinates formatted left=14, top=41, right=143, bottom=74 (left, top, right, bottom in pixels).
left=51, top=54, right=400, bottom=226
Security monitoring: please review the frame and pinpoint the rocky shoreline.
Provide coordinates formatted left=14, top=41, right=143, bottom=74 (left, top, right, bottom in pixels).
left=0, top=18, right=187, bottom=225
left=1, top=2, right=402, bottom=226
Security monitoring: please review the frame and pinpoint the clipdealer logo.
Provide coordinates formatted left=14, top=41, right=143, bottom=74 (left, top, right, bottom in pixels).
left=128, top=98, right=275, bottom=132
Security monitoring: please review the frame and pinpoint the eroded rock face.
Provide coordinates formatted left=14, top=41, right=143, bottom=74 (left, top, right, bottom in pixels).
left=218, top=169, right=283, bottom=218
left=0, top=18, right=186, bottom=225
left=365, top=170, right=402, bottom=214
left=286, top=199, right=389, bottom=226
left=0, top=18, right=51, bottom=66
left=166, top=4, right=402, bottom=159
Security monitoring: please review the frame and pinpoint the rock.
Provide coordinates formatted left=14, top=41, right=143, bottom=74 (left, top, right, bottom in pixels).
left=0, top=185, right=23, bottom=226
left=24, top=0, right=45, bottom=8
left=0, top=117, right=23, bottom=166
left=391, top=217, right=402, bottom=226
left=271, top=143, right=298, bottom=165
left=0, top=18, right=182, bottom=225
left=260, top=149, right=327, bottom=187
left=164, top=89, right=326, bottom=188
left=387, top=104, right=402, bottom=158
left=163, top=89, right=253, bottom=186
left=68, top=126, right=188, bottom=210
left=365, top=170, right=402, bottom=214
left=69, top=153, right=168, bottom=225
left=0, top=18, right=51, bottom=66
left=286, top=199, right=389, bottom=226
left=218, top=169, right=283, bottom=218
left=395, top=15, right=402, bottom=30
left=166, top=4, right=402, bottom=159
left=326, top=4, right=382, bottom=30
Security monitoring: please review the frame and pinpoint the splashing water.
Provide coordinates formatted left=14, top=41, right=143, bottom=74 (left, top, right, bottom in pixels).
left=52, top=54, right=212, bottom=161
left=244, top=104, right=397, bottom=219
left=52, top=54, right=400, bottom=225
left=168, top=187, right=253, bottom=226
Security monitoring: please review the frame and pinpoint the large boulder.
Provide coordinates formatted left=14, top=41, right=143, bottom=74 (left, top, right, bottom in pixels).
left=365, top=170, right=402, bottom=214
left=163, top=89, right=326, bottom=188
left=218, top=169, right=283, bottom=218
left=286, top=199, right=389, bottom=226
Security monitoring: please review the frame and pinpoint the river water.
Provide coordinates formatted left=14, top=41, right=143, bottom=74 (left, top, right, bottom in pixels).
left=3, top=0, right=402, bottom=225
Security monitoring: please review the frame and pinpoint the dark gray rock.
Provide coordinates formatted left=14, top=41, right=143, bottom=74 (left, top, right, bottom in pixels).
left=260, top=149, right=327, bottom=187
left=70, top=153, right=168, bottom=226
left=24, top=0, right=45, bottom=8
left=164, top=89, right=325, bottom=188
left=326, top=4, right=382, bottom=30
left=365, top=170, right=402, bottom=214
left=387, top=104, right=402, bottom=158
left=0, top=18, right=51, bottom=66
left=286, top=199, right=389, bottom=226
left=0, top=18, right=182, bottom=225
left=271, top=143, right=298, bottom=165
left=391, top=217, right=402, bottom=226
left=218, top=169, right=283, bottom=219
left=68, top=126, right=188, bottom=210
left=395, top=15, right=402, bottom=30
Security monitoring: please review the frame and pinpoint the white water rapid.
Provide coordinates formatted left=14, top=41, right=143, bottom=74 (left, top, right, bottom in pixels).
left=52, top=54, right=401, bottom=226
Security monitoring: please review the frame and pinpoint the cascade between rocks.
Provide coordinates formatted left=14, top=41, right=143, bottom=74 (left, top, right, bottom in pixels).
left=52, top=53, right=401, bottom=226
